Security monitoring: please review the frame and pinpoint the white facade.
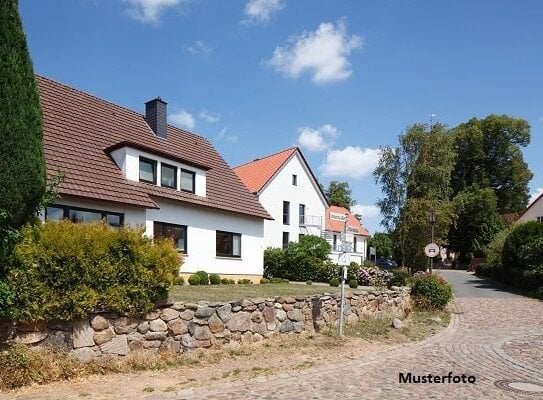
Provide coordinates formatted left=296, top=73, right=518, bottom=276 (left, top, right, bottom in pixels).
left=257, top=153, right=327, bottom=249
left=518, top=195, right=543, bottom=223
left=327, top=233, right=368, bottom=265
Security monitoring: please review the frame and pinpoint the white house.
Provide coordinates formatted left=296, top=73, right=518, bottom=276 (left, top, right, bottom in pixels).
left=234, top=147, right=328, bottom=250
left=518, top=192, right=543, bottom=223
left=324, top=205, right=369, bottom=265
left=37, top=76, right=270, bottom=279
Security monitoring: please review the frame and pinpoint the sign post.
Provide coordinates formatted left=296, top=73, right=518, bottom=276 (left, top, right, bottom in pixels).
left=425, top=243, right=439, bottom=273
left=338, top=213, right=349, bottom=336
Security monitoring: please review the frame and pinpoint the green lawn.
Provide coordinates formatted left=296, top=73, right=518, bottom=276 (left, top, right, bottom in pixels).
left=169, top=283, right=340, bottom=303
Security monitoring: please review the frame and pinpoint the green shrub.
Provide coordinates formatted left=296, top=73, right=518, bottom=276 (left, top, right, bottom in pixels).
left=193, top=271, right=209, bottom=285
left=315, top=261, right=339, bottom=283
left=535, top=286, right=543, bottom=300
left=502, top=222, right=543, bottom=272
left=411, top=274, right=453, bottom=311
left=173, top=276, right=185, bottom=286
left=329, top=277, right=339, bottom=287
left=388, top=269, right=411, bottom=287
left=237, top=278, right=252, bottom=285
left=260, top=278, right=270, bottom=284
left=209, top=273, right=221, bottom=285
left=348, top=279, right=358, bottom=289
left=188, top=274, right=200, bottom=286
left=220, top=278, right=232, bottom=285
left=5, top=221, right=181, bottom=321
left=305, top=280, right=313, bottom=285
left=0, top=281, right=13, bottom=319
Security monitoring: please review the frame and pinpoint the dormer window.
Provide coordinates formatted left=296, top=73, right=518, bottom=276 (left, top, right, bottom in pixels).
left=180, top=169, right=195, bottom=193
left=139, top=157, right=156, bottom=184
left=161, top=163, right=177, bottom=189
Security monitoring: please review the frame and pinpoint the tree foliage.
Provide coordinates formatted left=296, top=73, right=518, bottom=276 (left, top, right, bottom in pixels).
left=367, top=232, right=393, bottom=259
left=449, top=186, right=505, bottom=262
left=324, top=181, right=355, bottom=210
left=451, top=115, right=532, bottom=214
left=0, top=0, right=46, bottom=232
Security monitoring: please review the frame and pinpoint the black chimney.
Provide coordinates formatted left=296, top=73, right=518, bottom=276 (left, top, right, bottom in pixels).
left=145, top=98, right=167, bottom=138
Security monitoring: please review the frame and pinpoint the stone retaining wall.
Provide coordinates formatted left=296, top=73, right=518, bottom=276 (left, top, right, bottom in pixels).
left=2, top=287, right=410, bottom=360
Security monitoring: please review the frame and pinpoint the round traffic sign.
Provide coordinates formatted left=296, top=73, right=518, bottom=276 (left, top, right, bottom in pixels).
left=424, top=243, right=439, bottom=258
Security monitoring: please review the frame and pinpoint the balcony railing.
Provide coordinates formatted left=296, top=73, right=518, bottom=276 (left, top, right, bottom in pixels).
left=299, top=214, right=322, bottom=227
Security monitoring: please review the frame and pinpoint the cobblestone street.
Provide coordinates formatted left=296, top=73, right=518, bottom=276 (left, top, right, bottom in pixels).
left=153, top=270, right=543, bottom=400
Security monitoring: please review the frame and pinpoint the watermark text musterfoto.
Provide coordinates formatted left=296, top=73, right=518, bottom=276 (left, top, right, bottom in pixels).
left=399, top=372, right=476, bottom=384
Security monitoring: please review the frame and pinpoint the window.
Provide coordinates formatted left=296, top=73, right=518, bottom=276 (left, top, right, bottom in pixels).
left=299, top=204, right=306, bottom=225
left=45, top=205, right=123, bottom=227
left=292, top=174, right=297, bottom=186
left=139, top=157, right=157, bottom=184
left=180, top=169, right=195, bottom=193
left=282, top=232, right=289, bottom=249
left=298, top=233, right=305, bottom=241
left=354, top=236, right=358, bottom=253
left=154, top=221, right=187, bottom=253
left=538, top=216, right=543, bottom=223
left=333, top=234, right=338, bottom=251
left=283, top=201, right=290, bottom=225
left=161, top=163, right=177, bottom=189
left=216, top=231, right=241, bottom=257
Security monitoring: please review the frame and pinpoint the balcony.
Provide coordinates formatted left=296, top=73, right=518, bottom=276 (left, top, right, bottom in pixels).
left=299, top=214, right=322, bottom=227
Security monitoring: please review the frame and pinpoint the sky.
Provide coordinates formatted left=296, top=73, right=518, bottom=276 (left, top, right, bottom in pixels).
left=19, top=0, right=543, bottom=235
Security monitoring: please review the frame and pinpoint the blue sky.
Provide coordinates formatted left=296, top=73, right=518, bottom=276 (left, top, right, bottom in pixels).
left=20, top=0, right=543, bottom=234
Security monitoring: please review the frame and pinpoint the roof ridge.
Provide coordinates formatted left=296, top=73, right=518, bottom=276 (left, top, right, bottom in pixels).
left=36, top=74, right=209, bottom=142
left=233, top=146, right=298, bottom=170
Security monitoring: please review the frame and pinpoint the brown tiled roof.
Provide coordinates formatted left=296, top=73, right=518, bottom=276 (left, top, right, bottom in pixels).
left=325, top=205, right=370, bottom=236
left=38, top=75, right=271, bottom=219
left=233, top=147, right=297, bottom=193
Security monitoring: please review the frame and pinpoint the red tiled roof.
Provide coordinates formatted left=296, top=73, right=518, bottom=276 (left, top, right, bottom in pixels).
left=233, top=147, right=297, bottom=193
left=38, top=75, right=270, bottom=219
left=325, top=205, right=370, bottom=236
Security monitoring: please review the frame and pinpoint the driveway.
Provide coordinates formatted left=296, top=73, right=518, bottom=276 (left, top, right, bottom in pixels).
left=160, top=270, right=543, bottom=399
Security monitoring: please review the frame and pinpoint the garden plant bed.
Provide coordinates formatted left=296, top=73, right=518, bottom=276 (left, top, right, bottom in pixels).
left=169, top=283, right=340, bottom=302
left=0, top=310, right=450, bottom=399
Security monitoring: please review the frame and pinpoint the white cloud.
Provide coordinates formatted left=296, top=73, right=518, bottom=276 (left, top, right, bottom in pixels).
left=218, top=127, right=238, bottom=143
left=169, top=110, right=195, bottom=130
left=266, top=20, right=362, bottom=84
left=186, top=40, right=213, bottom=55
left=297, top=124, right=339, bottom=152
left=529, top=187, right=543, bottom=204
left=199, top=110, right=220, bottom=123
left=243, top=0, right=284, bottom=24
left=124, top=0, right=183, bottom=23
left=320, top=146, right=379, bottom=178
left=351, top=204, right=380, bottom=220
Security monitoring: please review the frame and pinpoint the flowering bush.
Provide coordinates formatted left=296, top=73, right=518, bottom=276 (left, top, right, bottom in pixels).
left=356, top=267, right=393, bottom=286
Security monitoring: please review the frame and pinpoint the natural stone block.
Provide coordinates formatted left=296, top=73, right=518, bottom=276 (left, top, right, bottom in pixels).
left=241, top=331, right=253, bottom=343
left=266, top=321, right=276, bottom=331
left=90, top=315, right=109, bottom=331
left=137, top=321, right=149, bottom=334
left=172, top=302, right=185, bottom=311
left=282, top=304, right=294, bottom=312
left=145, top=310, right=161, bottom=320
left=240, top=299, right=254, bottom=307
left=93, top=328, right=115, bottom=346
left=160, top=337, right=180, bottom=353
left=167, top=319, right=188, bottom=335
left=277, top=296, right=296, bottom=304
left=251, top=297, right=265, bottom=305
left=194, top=325, right=212, bottom=341
left=179, top=310, right=195, bottom=320
left=194, top=307, right=214, bottom=318
left=129, top=340, right=145, bottom=351
left=251, top=321, right=267, bottom=336
left=232, top=306, right=242, bottom=312
left=208, top=315, right=224, bottom=333
left=180, top=334, right=196, bottom=349
left=262, top=307, right=275, bottom=323
left=15, top=331, right=48, bottom=344
left=143, top=340, right=162, bottom=349
left=73, top=320, right=95, bottom=348
left=72, top=346, right=97, bottom=361
left=114, top=317, right=138, bottom=334
left=100, top=334, right=129, bottom=356
left=243, top=305, right=257, bottom=311
left=276, top=310, right=287, bottom=322
left=160, top=308, right=180, bottom=322
left=287, top=309, right=303, bottom=322
left=195, top=339, right=212, bottom=348
left=293, top=322, right=304, bottom=333
left=217, top=304, right=232, bottom=322
left=44, top=330, right=72, bottom=350
left=280, top=320, right=294, bottom=333
left=225, top=312, right=251, bottom=332
left=184, top=303, right=199, bottom=310
left=253, top=333, right=263, bottom=342
left=127, top=332, right=143, bottom=342
left=145, top=331, right=167, bottom=341
left=251, top=311, right=263, bottom=323
left=149, top=319, right=167, bottom=332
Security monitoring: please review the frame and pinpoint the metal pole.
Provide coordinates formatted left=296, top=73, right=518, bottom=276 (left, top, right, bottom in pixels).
left=338, top=213, right=348, bottom=336
left=430, top=211, right=435, bottom=274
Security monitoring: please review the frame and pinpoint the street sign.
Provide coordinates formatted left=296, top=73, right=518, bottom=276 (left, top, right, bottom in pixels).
left=424, top=243, right=439, bottom=258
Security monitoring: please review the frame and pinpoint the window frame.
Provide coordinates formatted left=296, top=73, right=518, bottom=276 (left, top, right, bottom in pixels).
left=299, top=204, right=306, bottom=225
left=282, top=231, right=289, bottom=249
left=45, top=204, right=124, bottom=227
left=139, top=157, right=157, bottom=184
left=283, top=201, right=290, bottom=225
left=216, top=230, right=242, bottom=258
left=333, top=234, right=338, bottom=251
left=153, top=221, right=187, bottom=253
left=353, top=236, right=358, bottom=253
left=537, top=216, right=543, bottom=223
left=160, top=162, right=178, bottom=189
left=180, top=168, right=196, bottom=193
left=292, top=174, right=297, bottom=186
